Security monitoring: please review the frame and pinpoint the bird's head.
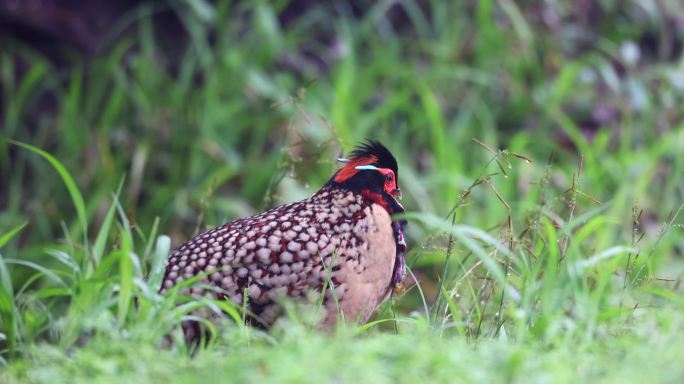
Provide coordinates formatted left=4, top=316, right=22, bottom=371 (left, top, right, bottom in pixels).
left=328, top=140, right=404, bottom=214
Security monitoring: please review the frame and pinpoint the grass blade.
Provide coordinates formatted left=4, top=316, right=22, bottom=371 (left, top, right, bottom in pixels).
left=92, top=182, right=125, bottom=271
left=0, top=253, right=17, bottom=356
left=0, top=222, right=28, bottom=248
left=8, top=140, right=88, bottom=241
left=147, top=234, right=171, bottom=291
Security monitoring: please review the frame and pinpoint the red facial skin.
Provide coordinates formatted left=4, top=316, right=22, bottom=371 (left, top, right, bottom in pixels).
left=375, top=168, right=400, bottom=199
left=360, top=168, right=403, bottom=214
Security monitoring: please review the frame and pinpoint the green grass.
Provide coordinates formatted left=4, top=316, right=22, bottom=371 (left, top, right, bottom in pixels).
left=4, top=313, right=684, bottom=383
left=2, top=0, right=684, bottom=382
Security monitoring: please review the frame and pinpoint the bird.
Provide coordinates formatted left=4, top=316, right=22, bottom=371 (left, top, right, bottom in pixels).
left=160, top=140, right=407, bottom=333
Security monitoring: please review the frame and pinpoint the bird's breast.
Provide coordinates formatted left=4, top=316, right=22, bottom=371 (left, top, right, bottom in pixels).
left=322, top=202, right=396, bottom=325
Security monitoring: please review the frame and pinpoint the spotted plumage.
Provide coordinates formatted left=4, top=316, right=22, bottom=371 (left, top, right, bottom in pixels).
left=161, top=141, right=407, bottom=332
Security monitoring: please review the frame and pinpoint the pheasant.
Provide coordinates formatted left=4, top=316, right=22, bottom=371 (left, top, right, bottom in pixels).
left=160, top=141, right=407, bottom=331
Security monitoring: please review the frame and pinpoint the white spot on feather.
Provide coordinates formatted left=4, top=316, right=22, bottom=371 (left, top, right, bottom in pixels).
left=280, top=252, right=293, bottom=263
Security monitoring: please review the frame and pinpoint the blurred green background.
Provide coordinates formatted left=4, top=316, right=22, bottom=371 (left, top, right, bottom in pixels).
left=2, top=0, right=684, bottom=381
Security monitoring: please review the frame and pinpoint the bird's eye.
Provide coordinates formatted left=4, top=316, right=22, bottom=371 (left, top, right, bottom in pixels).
left=386, top=173, right=393, bottom=181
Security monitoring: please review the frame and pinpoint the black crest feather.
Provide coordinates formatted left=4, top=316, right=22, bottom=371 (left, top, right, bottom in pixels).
left=349, top=140, right=398, bottom=175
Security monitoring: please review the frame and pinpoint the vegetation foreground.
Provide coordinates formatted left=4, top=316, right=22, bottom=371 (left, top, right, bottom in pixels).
left=2, top=1, right=684, bottom=382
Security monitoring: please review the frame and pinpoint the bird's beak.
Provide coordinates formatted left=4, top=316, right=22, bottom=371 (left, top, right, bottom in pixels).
left=392, top=188, right=402, bottom=200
